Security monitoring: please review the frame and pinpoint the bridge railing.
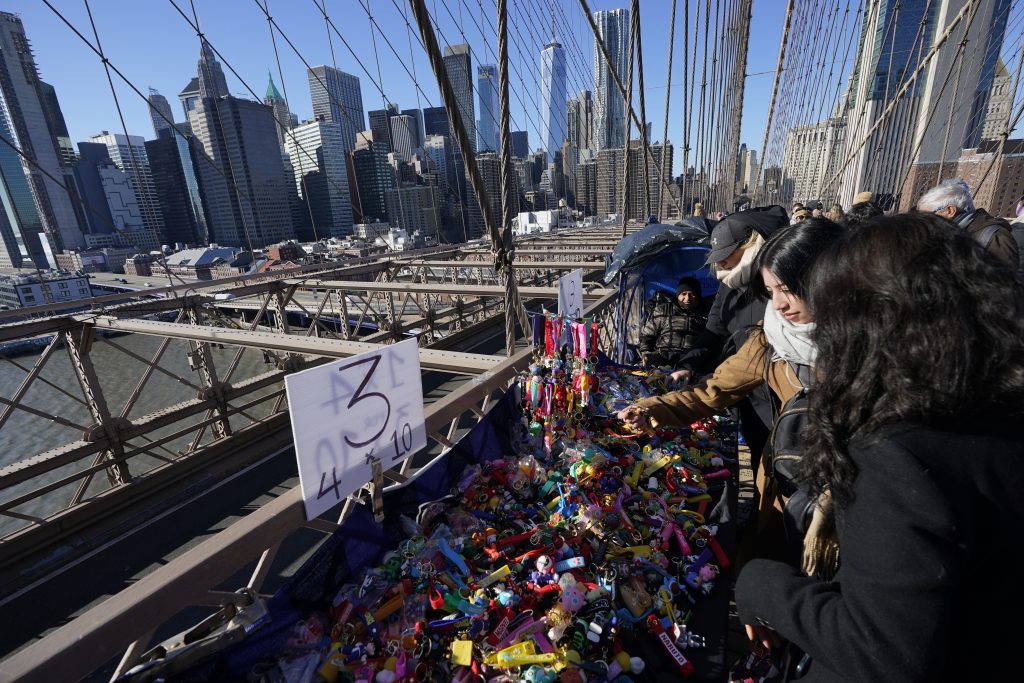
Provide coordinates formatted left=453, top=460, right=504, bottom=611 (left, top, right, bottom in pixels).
left=0, top=289, right=618, bottom=683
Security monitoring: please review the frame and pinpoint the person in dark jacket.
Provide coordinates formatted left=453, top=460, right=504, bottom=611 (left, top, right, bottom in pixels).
left=1011, top=202, right=1024, bottom=278
left=916, top=178, right=1019, bottom=267
left=736, top=213, right=1024, bottom=681
left=638, top=277, right=706, bottom=367
left=675, top=205, right=789, bottom=467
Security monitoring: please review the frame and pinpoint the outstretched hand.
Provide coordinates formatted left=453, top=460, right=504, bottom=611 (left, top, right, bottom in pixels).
left=617, top=405, right=653, bottom=433
left=670, top=368, right=692, bottom=384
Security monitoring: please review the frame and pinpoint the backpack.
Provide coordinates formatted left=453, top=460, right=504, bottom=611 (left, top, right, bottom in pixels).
left=976, top=222, right=1003, bottom=250
left=765, top=361, right=817, bottom=540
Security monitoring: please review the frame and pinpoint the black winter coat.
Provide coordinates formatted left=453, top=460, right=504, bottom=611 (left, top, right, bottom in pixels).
left=736, top=423, right=1024, bottom=682
left=962, top=208, right=1019, bottom=268
left=639, top=300, right=706, bottom=367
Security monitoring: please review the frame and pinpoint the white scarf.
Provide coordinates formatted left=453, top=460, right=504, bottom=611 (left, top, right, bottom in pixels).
left=716, top=233, right=764, bottom=290
left=762, top=301, right=817, bottom=366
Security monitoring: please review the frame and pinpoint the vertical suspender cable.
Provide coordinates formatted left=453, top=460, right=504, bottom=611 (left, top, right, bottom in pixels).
left=619, top=1, right=638, bottom=236
left=496, top=0, right=525, bottom=355
left=633, top=0, right=651, bottom=218
left=726, top=0, right=752, bottom=210
left=660, top=0, right=678, bottom=221
left=973, top=41, right=1024, bottom=192
left=820, top=0, right=976, bottom=200
left=694, top=0, right=710, bottom=208
left=406, top=0, right=529, bottom=351
left=755, top=0, right=795, bottom=203
left=682, top=0, right=691, bottom=213
left=578, top=0, right=682, bottom=220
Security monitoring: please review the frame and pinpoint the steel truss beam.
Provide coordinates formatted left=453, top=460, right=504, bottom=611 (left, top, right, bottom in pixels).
left=79, top=316, right=502, bottom=374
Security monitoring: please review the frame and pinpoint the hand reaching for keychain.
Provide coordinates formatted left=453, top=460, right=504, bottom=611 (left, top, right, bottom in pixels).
left=617, top=405, right=654, bottom=434
left=670, top=368, right=692, bottom=384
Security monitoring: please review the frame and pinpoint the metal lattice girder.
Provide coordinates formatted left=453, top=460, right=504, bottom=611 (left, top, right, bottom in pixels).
left=509, top=249, right=616, bottom=257
left=403, top=260, right=606, bottom=270
left=291, top=280, right=614, bottom=298
left=0, top=246, right=459, bottom=324
left=81, top=316, right=503, bottom=374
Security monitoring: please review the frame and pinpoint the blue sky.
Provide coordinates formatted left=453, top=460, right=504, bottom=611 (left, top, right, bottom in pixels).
left=17, top=0, right=787, bottom=177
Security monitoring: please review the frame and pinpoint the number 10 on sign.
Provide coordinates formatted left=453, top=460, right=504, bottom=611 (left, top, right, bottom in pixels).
left=285, top=338, right=426, bottom=520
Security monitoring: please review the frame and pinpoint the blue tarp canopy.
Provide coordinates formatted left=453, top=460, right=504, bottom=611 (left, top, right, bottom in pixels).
left=602, top=216, right=717, bottom=285
left=605, top=217, right=720, bottom=363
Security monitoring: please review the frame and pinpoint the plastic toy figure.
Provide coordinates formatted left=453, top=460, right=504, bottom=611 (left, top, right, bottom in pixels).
left=531, top=554, right=558, bottom=586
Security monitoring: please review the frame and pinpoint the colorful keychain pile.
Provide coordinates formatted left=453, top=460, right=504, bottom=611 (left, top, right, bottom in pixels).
left=256, top=319, right=737, bottom=683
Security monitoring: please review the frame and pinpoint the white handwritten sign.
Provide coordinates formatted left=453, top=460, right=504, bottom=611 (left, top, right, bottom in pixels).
left=558, top=268, right=584, bottom=319
left=285, top=338, right=426, bottom=520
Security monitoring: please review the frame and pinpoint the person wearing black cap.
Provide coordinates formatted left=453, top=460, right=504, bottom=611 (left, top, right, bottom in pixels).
left=638, top=276, right=707, bottom=368
left=674, top=205, right=790, bottom=473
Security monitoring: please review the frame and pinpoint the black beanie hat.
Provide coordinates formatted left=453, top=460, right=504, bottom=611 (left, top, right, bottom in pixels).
left=675, top=276, right=702, bottom=298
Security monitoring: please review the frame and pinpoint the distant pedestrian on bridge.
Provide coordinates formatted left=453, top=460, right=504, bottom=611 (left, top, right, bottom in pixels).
left=839, top=200, right=883, bottom=228
left=916, top=178, right=1019, bottom=268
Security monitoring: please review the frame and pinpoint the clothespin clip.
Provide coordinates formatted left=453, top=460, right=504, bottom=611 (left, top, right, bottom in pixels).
left=370, top=456, right=384, bottom=523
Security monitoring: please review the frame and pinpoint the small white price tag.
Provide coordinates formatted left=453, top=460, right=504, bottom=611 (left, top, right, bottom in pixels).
left=557, top=268, right=583, bottom=318
left=285, top=338, right=426, bottom=520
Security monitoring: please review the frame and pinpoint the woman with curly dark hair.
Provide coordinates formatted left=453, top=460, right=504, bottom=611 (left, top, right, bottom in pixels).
left=735, top=214, right=1024, bottom=681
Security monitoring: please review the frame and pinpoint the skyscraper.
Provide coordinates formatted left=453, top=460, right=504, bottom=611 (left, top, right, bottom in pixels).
left=0, top=11, right=84, bottom=259
left=422, top=134, right=453, bottom=192
left=308, top=65, right=364, bottom=151
left=402, top=108, right=424, bottom=150
left=423, top=107, right=450, bottom=137
left=264, top=73, right=293, bottom=148
left=782, top=119, right=846, bottom=203
left=72, top=142, right=157, bottom=250
left=476, top=65, right=498, bottom=152
left=592, top=9, right=629, bottom=151
left=351, top=141, right=395, bottom=223
left=511, top=131, right=529, bottom=158
left=443, top=44, right=476, bottom=153
left=0, top=114, right=47, bottom=268
left=390, top=114, right=415, bottom=162
left=146, top=135, right=203, bottom=246
left=189, top=50, right=294, bottom=249
left=540, top=33, right=568, bottom=163
left=596, top=141, right=671, bottom=220
left=88, top=132, right=165, bottom=240
left=981, top=59, right=1013, bottom=140
left=178, top=78, right=200, bottom=120
left=285, top=120, right=354, bottom=239
left=39, top=81, right=75, bottom=166
left=148, top=88, right=175, bottom=140
left=368, top=104, right=399, bottom=152
left=567, top=91, right=594, bottom=152
left=197, top=39, right=229, bottom=99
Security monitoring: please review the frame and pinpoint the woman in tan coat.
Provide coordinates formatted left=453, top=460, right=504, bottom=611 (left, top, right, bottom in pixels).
left=618, top=218, right=843, bottom=431
left=619, top=219, right=845, bottom=565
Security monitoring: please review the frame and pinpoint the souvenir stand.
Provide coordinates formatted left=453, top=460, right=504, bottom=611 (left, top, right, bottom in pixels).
left=134, top=301, right=739, bottom=683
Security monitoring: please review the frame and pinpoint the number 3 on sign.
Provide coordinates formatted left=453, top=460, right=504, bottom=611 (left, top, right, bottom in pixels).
left=285, top=338, right=427, bottom=520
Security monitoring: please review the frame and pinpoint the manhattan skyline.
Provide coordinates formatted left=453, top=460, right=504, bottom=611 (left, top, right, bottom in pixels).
left=14, top=1, right=797, bottom=179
